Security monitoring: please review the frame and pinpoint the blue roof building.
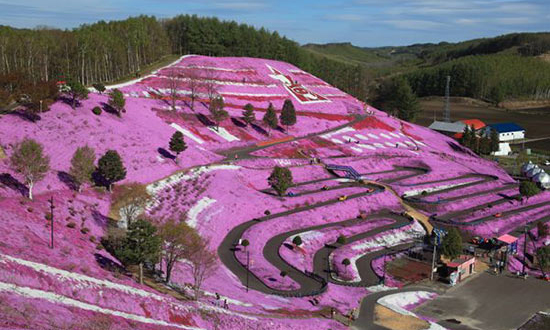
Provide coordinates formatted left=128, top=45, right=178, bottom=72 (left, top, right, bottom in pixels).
left=485, top=123, right=525, bottom=142
left=488, top=123, right=525, bottom=133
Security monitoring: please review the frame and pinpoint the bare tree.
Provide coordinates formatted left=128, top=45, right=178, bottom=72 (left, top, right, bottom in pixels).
left=202, top=67, right=220, bottom=102
left=184, top=68, right=204, bottom=111
left=165, top=68, right=182, bottom=111
left=112, top=183, right=150, bottom=228
left=158, top=219, right=195, bottom=283
left=185, top=235, right=216, bottom=300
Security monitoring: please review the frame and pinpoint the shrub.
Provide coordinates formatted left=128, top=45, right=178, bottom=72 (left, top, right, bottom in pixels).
left=92, top=106, right=102, bottom=116
left=280, top=270, right=288, bottom=277
left=67, top=222, right=76, bottom=228
left=292, top=235, right=302, bottom=246
left=342, top=258, right=351, bottom=266
left=89, top=235, right=96, bottom=243
left=337, top=235, right=347, bottom=245
left=27, top=207, right=33, bottom=213
left=264, top=210, right=271, bottom=216
left=81, top=227, right=90, bottom=234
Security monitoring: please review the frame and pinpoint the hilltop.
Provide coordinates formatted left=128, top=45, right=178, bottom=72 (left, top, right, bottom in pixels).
left=0, top=55, right=549, bottom=329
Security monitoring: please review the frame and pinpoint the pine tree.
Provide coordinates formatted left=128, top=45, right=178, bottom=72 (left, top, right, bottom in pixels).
left=169, top=131, right=187, bottom=162
left=441, top=228, right=463, bottom=260
left=263, top=103, right=278, bottom=135
left=242, top=103, right=255, bottom=126
left=268, top=166, right=293, bottom=196
left=108, top=88, right=126, bottom=117
left=519, top=181, right=540, bottom=201
left=292, top=235, right=302, bottom=246
left=209, top=96, right=228, bottom=131
left=280, top=99, right=296, bottom=132
left=118, top=218, right=161, bottom=285
left=69, top=145, right=96, bottom=192
left=66, top=80, right=89, bottom=109
left=96, top=150, right=127, bottom=191
left=10, top=138, right=50, bottom=200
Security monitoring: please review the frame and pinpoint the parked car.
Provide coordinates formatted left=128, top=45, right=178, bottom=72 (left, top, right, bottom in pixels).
left=544, top=160, right=550, bottom=166
left=287, top=191, right=295, bottom=197
left=338, top=195, right=348, bottom=201
left=493, top=213, right=502, bottom=218
left=365, top=188, right=374, bottom=193
left=321, top=185, right=329, bottom=191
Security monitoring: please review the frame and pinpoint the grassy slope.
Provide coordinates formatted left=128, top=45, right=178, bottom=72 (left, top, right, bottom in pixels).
left=302, top=32, right=550, bottom=76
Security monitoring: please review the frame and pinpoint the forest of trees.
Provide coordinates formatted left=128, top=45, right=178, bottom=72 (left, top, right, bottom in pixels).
left=0, top=15, right=369, bottom=102
left=405, top=54, right=550, bottom=103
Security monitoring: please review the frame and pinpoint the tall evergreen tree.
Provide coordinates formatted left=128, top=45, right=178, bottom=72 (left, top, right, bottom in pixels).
left=263, top=103, right=278, bottom=135
left=65, top=80, right=89, bottom=109
left=108, top=89, right=126, bottom=117
left=441, top=227, right=463, bottom=260
left=118, top=218, right=161, bottom=285
left=209, top=96, right=228, bottom=131
left=280, top=99, right=297, bottom=132
left=374, top=77, right=420, bottom=122
left=96, top=150, right=127, bottom=191
left=268, top=166, right=293, bottom=196
left=242, top=103, right=255, bottom=126
left=169, top=131, right=187, bottom=162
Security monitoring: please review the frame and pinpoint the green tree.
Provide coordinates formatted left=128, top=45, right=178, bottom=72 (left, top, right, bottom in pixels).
left=108, top=88, right=126, bottom=117
left=292, top=235, right=302, bottom=246
left=268, top=166, right=293, bottom=196
left=168, top=131, right=187, bottom=162
left=337, top=235, right=347, bottom=245
left=537, top=246, right=550, bottom=271
left=374, top=77, right=420, bottom=122
left=461, top=125, right=473, bottom=149
left=66, top=80, right=89, bottom=109
left=519, top=181, right=540, bottom=201
left=280, top=99, right=296, bottom=132
left=242, top=103, right=255, bottom=126
left=537, top=221, right=549, bottom=239
left=117, top=218, right=161, bottom=285
left=10, top=138, right=50, bottom=200
left=96, top=150, right=127, bottom=191
left=112, top=183, right=150, bottom=227
left=479, top=136, right=492, bottom=155
left=69, top=145, right=96, bottom=192
left=93, top=83, right=106, bottom=94
left=263, top=102, right=278, bottom=135
left=158, top=219, right=196, bottom=283
left=209, top=96, right=228, bottom=131
left=441, top=227, right=463, bottom=260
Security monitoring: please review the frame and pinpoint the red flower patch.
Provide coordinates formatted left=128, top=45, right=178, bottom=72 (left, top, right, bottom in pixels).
left=168, top=311, right=197, bottom=326
left=401, top=123, right=424, bottom=141
left=352, top=117, right=395, bottom=131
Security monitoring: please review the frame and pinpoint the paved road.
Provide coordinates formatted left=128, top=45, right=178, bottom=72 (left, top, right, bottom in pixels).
left=415, top=272, right=550, bottom=330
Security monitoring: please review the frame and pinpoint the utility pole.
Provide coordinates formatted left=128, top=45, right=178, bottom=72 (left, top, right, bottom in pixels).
left=521, top=225, right=527, bottom=275
left=49, top=196, right=54, bottom=249
left=246, top=250, right=249, bottom=293
left=443, top=75, right=451, bottom=122
left=430, top=243, right=437, bottom=281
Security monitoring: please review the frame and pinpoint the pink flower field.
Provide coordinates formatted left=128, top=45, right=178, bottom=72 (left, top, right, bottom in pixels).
left=1, top=54, right=549, bottom=329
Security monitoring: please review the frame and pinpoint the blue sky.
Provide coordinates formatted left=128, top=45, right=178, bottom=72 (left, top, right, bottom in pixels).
left=1, top=0, right=549, bottom=46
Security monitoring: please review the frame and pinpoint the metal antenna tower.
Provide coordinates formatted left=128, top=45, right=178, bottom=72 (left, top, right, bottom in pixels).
left=443, top=75, right=451, bottom=122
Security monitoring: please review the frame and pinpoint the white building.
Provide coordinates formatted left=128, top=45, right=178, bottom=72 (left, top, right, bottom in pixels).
left=485, top=123, right=525, bottom=142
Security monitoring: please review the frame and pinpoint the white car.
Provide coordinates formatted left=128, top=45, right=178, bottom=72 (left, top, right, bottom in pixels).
left=545, top=160, right=550, bottom=166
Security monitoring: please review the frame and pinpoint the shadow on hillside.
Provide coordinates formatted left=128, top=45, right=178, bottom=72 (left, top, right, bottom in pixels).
left=91, top=210, right=111, bottom=228
left=58, top=96, right=81, bottom=109
left=447, top=141, right=474, bottom=156
left=94, top=253, right=128, bottom=275
left=100, top=102, right=118, bottom=116
left=231, top=117, right=247, bottom=128
left=251, top=123, right=268, bottom=136
left=5, top=109, right=41, bottom=122
left=57, top=171, right=78, bottom=191
left=157, top=147, right=176, bottom=160
left=0, top=173, right=28, bottom=196
left=196, top=113, right=215, bottom=127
